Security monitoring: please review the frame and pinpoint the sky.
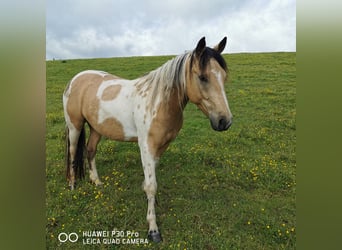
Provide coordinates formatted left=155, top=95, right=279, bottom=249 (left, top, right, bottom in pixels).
left=46, top=0, right=296, bottom=60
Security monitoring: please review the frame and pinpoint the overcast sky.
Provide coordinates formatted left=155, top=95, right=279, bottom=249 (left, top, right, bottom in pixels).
left=46, top=0, right=296, bottom=60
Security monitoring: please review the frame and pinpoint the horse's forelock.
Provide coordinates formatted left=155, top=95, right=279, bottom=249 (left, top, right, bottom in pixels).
left=190, top=47, right=228, bottom=73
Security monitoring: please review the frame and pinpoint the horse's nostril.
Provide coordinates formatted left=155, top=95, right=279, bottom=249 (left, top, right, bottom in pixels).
left=218, top=118, right=228, bottom=130
left=218, top=117, right=232, bottom=130
left=219, top=118, right=226, bottom=127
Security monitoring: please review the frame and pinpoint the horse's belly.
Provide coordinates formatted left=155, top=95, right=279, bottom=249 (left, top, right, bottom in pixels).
left=95, top=98, right=138, bottom=141
left=95, top=116, right=138, bottom=142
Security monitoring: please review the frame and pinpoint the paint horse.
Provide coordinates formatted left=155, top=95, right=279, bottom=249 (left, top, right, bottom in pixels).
left=63, top=37, right=233, bottom=242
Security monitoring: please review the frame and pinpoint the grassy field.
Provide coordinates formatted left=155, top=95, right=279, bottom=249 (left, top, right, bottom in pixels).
left=46, top=52, right=296, bottom=249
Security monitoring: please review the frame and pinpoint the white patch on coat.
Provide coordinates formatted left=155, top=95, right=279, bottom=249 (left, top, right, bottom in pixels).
left=211, top=69, right=232, bottom=117
left=96, top=79, right=139, bottom=140
left=96, top=80, right=120, bottom=100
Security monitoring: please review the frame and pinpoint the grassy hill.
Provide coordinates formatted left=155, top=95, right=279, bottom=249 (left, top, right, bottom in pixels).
left=46, top=52, right=296, bottom=249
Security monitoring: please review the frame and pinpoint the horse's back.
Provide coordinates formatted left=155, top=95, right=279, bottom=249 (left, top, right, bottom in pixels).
left=64, top=70, right=119, bottom=101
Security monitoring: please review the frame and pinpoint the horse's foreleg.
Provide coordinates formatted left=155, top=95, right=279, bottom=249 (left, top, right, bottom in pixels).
left=87, top=127, right=103, bottom=186
left=139, top=142, right=162, bottom=243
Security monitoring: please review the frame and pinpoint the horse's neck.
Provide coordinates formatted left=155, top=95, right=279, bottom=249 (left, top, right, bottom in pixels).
left=160, top=85, right=188, bottom=118
left=134, top=73, right=188, bottom=114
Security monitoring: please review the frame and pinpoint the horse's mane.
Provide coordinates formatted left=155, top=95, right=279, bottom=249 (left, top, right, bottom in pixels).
left=135, top=48, right=228, bottom=112
left=135, top=52, right=191, bottom=111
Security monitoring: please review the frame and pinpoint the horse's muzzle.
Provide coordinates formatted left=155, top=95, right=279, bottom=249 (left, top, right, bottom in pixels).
left=210, top=116, right=232, bottom=131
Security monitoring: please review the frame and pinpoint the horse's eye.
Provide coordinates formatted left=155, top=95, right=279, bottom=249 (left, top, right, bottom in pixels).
left=198, top=75, right=208, bottom=82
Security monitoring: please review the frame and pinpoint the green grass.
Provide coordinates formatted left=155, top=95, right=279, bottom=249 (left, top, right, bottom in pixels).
left=46, top=52, right=296, bottom=249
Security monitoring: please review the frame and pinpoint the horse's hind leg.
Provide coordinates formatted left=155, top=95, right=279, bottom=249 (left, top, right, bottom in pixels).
left=66, top=126, right=84, bottom=190
left=87, top=127, right=103, bottom=186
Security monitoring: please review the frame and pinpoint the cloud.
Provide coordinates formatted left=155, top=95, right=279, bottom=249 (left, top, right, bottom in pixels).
left=46, top=0, right=295, bottom=59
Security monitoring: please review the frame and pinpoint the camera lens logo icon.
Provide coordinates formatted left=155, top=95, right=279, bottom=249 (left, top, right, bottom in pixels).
left=58, top=232, right=78, bottom=243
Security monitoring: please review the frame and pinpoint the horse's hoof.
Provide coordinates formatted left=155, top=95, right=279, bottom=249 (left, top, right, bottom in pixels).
left=148, top=230, right=162, bottom=243
left=94, top=179, right=103, bottom=186
left=69, top=182, right=76, bottom=190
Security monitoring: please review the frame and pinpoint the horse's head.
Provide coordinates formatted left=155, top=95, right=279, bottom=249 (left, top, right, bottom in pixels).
left=186, top=37, right=233, bottom=131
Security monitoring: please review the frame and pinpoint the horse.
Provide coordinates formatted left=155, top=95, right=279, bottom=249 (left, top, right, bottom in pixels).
left=63, top=37, right=233, bottom=242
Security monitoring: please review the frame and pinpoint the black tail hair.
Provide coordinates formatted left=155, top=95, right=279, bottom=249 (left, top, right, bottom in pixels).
left=65, top=126, right=86, bottom=181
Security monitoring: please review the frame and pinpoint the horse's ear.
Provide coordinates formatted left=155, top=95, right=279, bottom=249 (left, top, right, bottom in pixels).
left=213, top=37, right=227, bottom=54
left=195, top=37, right=206, bottom=57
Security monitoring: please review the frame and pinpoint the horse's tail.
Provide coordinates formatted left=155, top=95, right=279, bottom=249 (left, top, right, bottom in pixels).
left=65, top=126, right=86, bottom=181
